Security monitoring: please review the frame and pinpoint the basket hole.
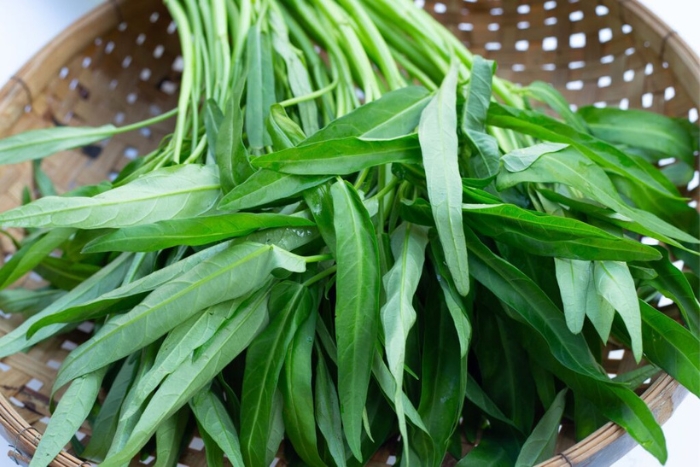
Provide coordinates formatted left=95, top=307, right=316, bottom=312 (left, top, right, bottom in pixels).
left=150, top=104, right=163, bottom=116
left=485, top=42, right=501, bottom=51
left=658, top=157, right=675, bottom=167
left=26, top=378, right=44, bottom=391
left=517, top=21, right=530, bottom=29
left=625, top=47, right=635, bottom=56
left=544, top=1, right=557, bottom=10
left=568, top=60, right=585, bottom=69
left=569, top=11, right=583, bottom=22
left=607, top=373, right=617, bottom=379
left=600, top=55, right=614, bottom=64
left=124, top=147, right=139, bottom=159
left=645, top=63, right=654, bottom=75
left=641, top=236, right=659, bottom=245
left=140, top=68, right=152, bottom=81
left=599, top=28, right=613, bottom=43
left=433, top=2, right=446, bottom=14
left=490, top=7, right=504, bottom=15
left=570, top=32, right=586, bottom=48
left=109, top=79, right=119, bottom=90
left=94, top=37, right=103, bottom=46
left=596, top=5, right=609, bottom=16
left=59, top=67, right=69, bottom=79
left=24, top=105, right=32, bottom=113
left=154, top=45, right=165, bottom=59
left=159, top=79, right=178, bottom=95
left=69, top=78, right=79, bottom=90
left=515, top=40, right=529, bottom=51
left=642, top=92, right=653, bottom=108
left=39, top=416, right=51, bottom=425
left=126, top=93, right=138, bottom=104
left=189, top=437, right=205, bottom=451
left=114, top=112, right=126, bottom=125
left=140, top=127, right=152, bottom=138
left=593, top=101, right=607, bottom=108
left=658, top=295, right=673, bottom=307
left=75, top=431, right=87, bottom=441
left=689, top=108, right=698, bottom=123
left=136, top=33, right=147, bottom=45
left=168, top=21, right=177, bottom=34
left=544, top=17, right=558, bottom=26
left=517, top=4, right=530, bottom=14
left=105, top=41, right=115, bottom=54
left=541, top=63, right=556, bottom=71
left=689, top=171, right=700, bottom=190
left=122, top=55, right=133, bottom=68
left=543, top=37, right=557, bottom=51
left=623, top=70, right=635, bottom=82
left=140, top=455, right=156, bottom=465
left=150, top=12, right=160, bottom=23
left=78, top=321, right=95, bottom=333
left=172, top=56, right=185, bottom=72
left=622, top=24, right=633, bottom=34
left=9, top=397, right=24, bottom=408
left=569, top=103, right=577, bottom=112
left=47, top=359, right=62, bottom=370
left=82, top=57, right=92, bottom=68
left=118, top=22, right=127, bottom=32
left=488, top=23, right=500, bottom=32
left=0, top=362, right=9, bottom=372
left=61, top=340, right=78, bottom=351
left=598, top=76, right=612, bottom=88
left=108, top=171, right=119, bottom=181
left=664, top=86, right=675, bottom=101
left=619, top=98, right=629, bottom=109
left=690, top=200, right=698, bottom=209
left=512, top=64, right=526, bottom=72
left=566, top=80, right=583, bottom=91
left=386, top=456, right=398, bottom=466
left=458, top=23, right=473, bottom=32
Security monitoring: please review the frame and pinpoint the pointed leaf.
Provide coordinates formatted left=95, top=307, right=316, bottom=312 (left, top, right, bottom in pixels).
left=190, top=389, right=245, bottom=466
left=514, top=389, right=568, bottom=467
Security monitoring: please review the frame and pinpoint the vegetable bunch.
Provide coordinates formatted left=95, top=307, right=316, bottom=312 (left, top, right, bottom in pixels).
left=0, top=0, right=698, bottom=466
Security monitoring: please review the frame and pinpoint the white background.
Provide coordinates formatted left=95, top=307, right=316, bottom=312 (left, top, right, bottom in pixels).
left=0, top=1, right=698, bottom=466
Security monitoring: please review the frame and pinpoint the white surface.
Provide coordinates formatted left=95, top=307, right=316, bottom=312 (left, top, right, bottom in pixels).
left=0, top=1, right=698, bottom=466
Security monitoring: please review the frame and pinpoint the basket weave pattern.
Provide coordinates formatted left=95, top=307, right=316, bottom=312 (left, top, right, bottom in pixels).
left=0, top=1, right=697, bottom=466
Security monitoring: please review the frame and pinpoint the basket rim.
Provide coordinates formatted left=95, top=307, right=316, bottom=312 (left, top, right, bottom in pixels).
left=0, top=0, right=696, bottom=465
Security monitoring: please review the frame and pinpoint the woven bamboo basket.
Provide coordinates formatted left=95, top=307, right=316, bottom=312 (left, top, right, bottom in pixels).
left=0, top=0, right=697, bottom=466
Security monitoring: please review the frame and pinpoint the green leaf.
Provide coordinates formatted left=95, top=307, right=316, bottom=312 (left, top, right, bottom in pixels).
left=419, top=62, right=469, bottom=296
left=32, top=159, right=58, bottom=197
left=203, top=99, right=224, bottom=164
left=497, top=147, right=699, bottom=246
left=218, top=169, right=330, bottom=211
left=217, top=80, right=253, bottom=192
left=100, top=286, right=270, bottom=467
left=380, top=222, right=429, bottom=459
left=578, top=106, right=695, bottom=166
left=331, top=179, right=380, bottom=460
left=82, top=356, right=139, bottom=461
left=594, top=261, right=642, bottom=362
left=315, top=354, right=347, bottom=467
left=304, top=182, right=337, bottom=254
left=240, top=282, right=313, bottom=467
left=514, top=389, right=567, bottom=467
left=304, top=86, right=431, bottom=142
left=0, top=165, right=221, bottom=229
left=501, top=142, right=569, bottom=172
left=153, top=407, right=189, bottom=467
left=53, top=243, right=305, bottom=392
left=190, top=388, right=245, bottom=466
left=455, top=436, right=512, bottom=467
left=554, top=259, right=592, bottom=333
left=27, top=242, right=232, bottom=334
left=0, top=253, right=132, bottom=359
left=0, top=228, right=74, bottom=289
left=640, top=247, right=700, bottom=338
left=462, top=56, right=501, bottom=179
left=0, top=124, right=118, bottom=165
left=0, top=288, right=65, bottom=316
left=463, top=225, right=607, bottom=381
left=635, top=301, right=700, bottom=398
left=267, top=104, right=308, bottom=149
left=121, top=298, right=242, bottom=421
left=463, top=203, right=661, bottom=261
left=525, top=81, right=589, bottom=133
left=197, top=421, right=224, bottom=467
left=280, top=310, right=326, bottom=467
left=465, top=375, right=519, bottom=431
left=246, top=24, right=276, bottom=149
left=28, top=367, right=107, bottom=467
left=252, top=134, right=421, bottom=175
left=82, top=213, right=315, bottom=253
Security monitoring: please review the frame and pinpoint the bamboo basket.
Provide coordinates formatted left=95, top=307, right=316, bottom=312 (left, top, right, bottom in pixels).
left=0, top=0, right=697, bottom=466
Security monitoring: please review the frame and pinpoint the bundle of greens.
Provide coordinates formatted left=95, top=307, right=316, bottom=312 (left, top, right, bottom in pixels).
left=0, top=0, right=698, bottom=466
